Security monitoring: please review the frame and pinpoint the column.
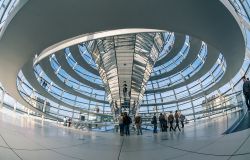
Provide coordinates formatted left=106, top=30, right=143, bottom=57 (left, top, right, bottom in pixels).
left=42, top=99, right=47, bottom=119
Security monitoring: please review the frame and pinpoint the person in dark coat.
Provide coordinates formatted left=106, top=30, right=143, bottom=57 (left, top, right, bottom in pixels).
left=152, top=114, right=157, bottom=133
left=159, top=113, right=165, bottom=132
left=243, top=76, right=250, bottom=110
left=163, top=113, right=168, bottom=132
left=123, top=112, right=131, bottom=136
left=118, top=113, right=124, bottom=136
left=168, top=111, right=175, bottom=131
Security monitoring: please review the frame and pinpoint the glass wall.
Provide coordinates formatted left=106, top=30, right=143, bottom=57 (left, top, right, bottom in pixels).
left=0, top=0, right=249, bottom=128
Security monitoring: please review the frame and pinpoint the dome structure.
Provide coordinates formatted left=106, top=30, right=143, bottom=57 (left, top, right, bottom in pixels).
left=1, top=1, right=250, bottom=160
left=0, top=0, right=248, bottom=123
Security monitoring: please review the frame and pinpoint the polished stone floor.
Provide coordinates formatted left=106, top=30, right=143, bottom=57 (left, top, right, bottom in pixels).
left=0, top=108, right=250, bottom=160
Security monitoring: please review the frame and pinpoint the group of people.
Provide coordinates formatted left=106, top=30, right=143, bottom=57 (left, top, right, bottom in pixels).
left=63, top=116, right=72, bottom=127
left=118, top=112, right=133, bottom=136
left=151, top=110, right=185, bottom=133
left=117, top=111, right=186, bottom=136
left=40, top=78, right=47, bottom=88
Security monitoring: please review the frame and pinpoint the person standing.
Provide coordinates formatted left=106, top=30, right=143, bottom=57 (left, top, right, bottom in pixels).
left=159, top=113, right=165, bottom=132
left=163, top=113, right=168, bottom=132
left=123, top=112, right=131, bottom=136
left=180, top=112, right=186, bottom=128
left=168, top=111, right=175, bottom=131
left=243, top=76, right=250, bottom=110
left=68, top=118, right=72, bottom=127
left=118, top=113, right=124, bottom=136
left=174, top=110, right=181, bottom=131
left=135, top=114, right=142, bottom=135
left=152, top=114, right=157, bottom=133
